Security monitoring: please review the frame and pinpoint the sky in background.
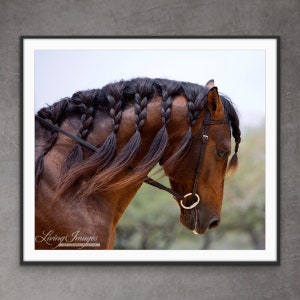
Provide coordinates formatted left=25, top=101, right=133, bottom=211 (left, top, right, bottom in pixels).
left=35, top=49, right=265, bottom=129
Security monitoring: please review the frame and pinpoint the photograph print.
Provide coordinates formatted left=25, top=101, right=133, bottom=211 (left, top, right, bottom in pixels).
left=22, top=37, right=279, bottom=262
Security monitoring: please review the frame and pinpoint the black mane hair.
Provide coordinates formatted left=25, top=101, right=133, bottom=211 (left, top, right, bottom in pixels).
left=35, top=78, right=241, bottom=197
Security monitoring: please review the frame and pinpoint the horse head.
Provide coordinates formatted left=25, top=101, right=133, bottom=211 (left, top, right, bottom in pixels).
left=164, top=87, right=234, bottom=234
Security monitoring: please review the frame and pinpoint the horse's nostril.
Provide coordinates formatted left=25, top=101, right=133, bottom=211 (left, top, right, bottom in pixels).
left=208, top=218, right=220, bottom=229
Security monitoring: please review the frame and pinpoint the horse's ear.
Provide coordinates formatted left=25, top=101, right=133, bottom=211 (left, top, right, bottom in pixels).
left=207, top=87, right=225, bottom=120
left=205, top=79, right=215, bottom=89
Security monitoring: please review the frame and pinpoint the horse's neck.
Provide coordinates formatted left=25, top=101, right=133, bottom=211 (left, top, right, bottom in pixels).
left=37, top=95, right=195, bottom=208
left=36, top=180, right=141, bottom=249
left=35, top=95, right=196, bottom=249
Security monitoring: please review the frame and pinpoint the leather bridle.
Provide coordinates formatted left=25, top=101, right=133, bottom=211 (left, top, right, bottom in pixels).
left=144, top=110, right=228, bottom=209
left=35, top=109, right=228, bottom=210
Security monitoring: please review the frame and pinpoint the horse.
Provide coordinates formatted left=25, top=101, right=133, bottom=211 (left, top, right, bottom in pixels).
left=34, top=77, right=241, bottom=250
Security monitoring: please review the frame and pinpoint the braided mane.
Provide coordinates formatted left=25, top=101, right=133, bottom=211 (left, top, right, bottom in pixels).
left=35, top=78, right=241, bottom=198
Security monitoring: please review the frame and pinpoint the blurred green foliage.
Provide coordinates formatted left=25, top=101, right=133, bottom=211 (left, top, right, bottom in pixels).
left=115, top=125, right=265, bottom=250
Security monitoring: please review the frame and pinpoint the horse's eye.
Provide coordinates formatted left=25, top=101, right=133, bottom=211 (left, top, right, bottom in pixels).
left=216, top=150, right=228, bottom=159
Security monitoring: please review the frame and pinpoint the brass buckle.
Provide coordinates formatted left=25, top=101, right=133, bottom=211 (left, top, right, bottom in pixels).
left=202, top=134, right=208, bottom=143
left=180, top=193, right=200, bottom=210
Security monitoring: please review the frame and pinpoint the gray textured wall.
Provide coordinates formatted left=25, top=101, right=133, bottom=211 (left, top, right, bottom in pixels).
left=1, top=0, right=299, bottom=299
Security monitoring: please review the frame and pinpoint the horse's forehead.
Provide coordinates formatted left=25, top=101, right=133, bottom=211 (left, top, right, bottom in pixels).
left=211, top=125, right=231, bottom=149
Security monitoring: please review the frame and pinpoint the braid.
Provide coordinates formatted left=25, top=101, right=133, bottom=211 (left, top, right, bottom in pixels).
left=230, top=109, right=241, bottom=170
left=35, top=129, right=58, bottom=190
left=231, top=114, right=241, bottom=156
left=37, top=98, right=68, bottom=147
left=161, top=82, right=207, bottom=173
left=78, top=105, right=95, bottom=139
left=61, top=91, right=97, bottom=174
left=55, top=87, right=121, bottom=199
left=108, top=94, right=122, bottom=134
left=222, top=95, right=241, bottom=155
left=134, top=93, right=148, bottom=132
left=221, top=95, right=241, bottom=174
left=161, top=89, right=173, bottom=126
left=67, top=90, right=98, bottom=138
left=102, top=81, right=126, bottom=134
left=182, top=82, right=207, bottom=127
left=82, top=81, right=150, bottom=194
left=35, top=98, right=68, bottom=190
left=187, top=100, right=196, bottom=126
left=124, top=80, right=172, bottom=179
left=134, top=77, right=154, bottom=131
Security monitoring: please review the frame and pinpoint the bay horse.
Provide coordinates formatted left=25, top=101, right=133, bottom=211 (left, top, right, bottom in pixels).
left=35, top=78, right=241, bottom=250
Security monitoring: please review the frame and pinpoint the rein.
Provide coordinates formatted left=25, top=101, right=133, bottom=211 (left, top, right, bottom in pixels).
left=35, top=111, right=228, bottom=210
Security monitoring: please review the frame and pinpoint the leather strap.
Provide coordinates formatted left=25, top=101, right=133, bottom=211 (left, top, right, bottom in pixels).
left=144, top=176, right=185, bottom=200
left=191, top=111, right=210, bottom=196
left=36, top=115, right=99, bottom=153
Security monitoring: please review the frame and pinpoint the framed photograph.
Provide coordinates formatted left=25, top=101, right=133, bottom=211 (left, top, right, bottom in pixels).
left=21, top=37, right=279, bottom=263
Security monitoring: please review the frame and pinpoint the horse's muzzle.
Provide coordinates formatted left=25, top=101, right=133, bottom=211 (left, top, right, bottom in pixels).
left=180, top=208, right=220, bottom=234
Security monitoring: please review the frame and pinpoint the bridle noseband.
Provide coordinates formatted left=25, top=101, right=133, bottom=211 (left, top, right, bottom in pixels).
left=35, top=110, right=228, bottom=210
